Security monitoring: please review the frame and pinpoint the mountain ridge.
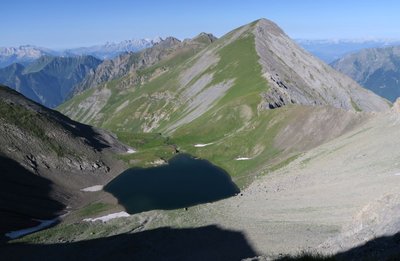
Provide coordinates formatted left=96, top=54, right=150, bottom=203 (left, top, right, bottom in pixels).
left=0, top=45, right=56, bottom=68
left=59, top=18, right=390, bottom=186
left=60, top=18, right=390, bottom=133
left=331, top=45, right=400, bottom=102
left=3, top=18, right=400, bottom=259
left=0, top=84, right=128, bottom=235
left=0, top=55, right=102, bottom=107
left=63, top=37, right=162, bottom=59
left=72, top=33, right=217, bottom=94
left=253, top=18, right=390, bottom=111
left=297, top=38, right=400, bottom=63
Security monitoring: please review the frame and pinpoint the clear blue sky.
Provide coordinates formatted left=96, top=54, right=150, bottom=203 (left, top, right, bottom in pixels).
left=2, top=0, right=400, bottom=49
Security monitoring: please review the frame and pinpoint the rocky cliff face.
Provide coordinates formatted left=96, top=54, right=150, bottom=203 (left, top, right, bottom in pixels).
left=331, top=46, right=400, bottom=102
left=253, top=19, right=390, bottom=111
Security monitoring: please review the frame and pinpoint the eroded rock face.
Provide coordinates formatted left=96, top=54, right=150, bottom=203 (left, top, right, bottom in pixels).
left=0, top=85, right=129, bottom=234
left=253, top=18, right=390, bottom=112
left=74, top=34, right=217, bottom=93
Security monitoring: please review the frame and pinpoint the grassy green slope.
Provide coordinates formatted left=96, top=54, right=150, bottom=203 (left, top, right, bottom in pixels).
left=58, top=23, right=314, bottom=187
left=168, top=33, right=279, bottom=185
left=59, top=46, right=201, bottom=130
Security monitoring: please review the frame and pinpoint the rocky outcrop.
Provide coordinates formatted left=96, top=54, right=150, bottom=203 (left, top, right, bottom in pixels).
left=74, top=35, right=217, bottom=93
left=253, top=18, right=390, bottom=112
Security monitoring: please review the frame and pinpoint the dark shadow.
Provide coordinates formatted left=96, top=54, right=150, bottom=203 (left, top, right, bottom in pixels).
left=0, top=225, right=258, bottom=261
left=0, top=85, right=113, bottom=152
left=105, top=154, right=239, bottom=214
left=277, top=232, right=400, bottom=261
left=0, top=155, right=65, bottom=236
left=40, top=106, right=113, bottom=151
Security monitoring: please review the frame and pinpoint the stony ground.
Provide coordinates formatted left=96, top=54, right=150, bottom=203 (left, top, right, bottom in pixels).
left=114, top=108, right=400, bottom=258
left=5, top=108, right=400, bottom=260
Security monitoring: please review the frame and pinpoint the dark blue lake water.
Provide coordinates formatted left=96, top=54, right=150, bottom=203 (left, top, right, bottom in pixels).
left=104, top=154, right=239, bottom=214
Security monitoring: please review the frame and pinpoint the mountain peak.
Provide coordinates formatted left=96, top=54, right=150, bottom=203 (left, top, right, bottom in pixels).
left=253, top=18, right=285, bottom=36
left=251, top=18, right=389, bottom=112
left=153, top=37, right=182, bottom=49
left=191, top=32, right=218, bottom=44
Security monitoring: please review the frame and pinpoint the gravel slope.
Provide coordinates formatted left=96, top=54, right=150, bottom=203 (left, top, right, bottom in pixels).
left=128, top=107, right=400, bottom=258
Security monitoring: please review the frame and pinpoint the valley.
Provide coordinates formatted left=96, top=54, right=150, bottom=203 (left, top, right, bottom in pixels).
left=1, top=9, right=400, bottom=261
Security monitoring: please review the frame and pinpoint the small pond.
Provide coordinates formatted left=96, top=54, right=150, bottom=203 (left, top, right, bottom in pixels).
left=104, top=154, right=239, bottom=214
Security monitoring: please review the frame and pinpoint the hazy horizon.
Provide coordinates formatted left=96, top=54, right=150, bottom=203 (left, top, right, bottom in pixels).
left=3, top=0, right=400, bottom=49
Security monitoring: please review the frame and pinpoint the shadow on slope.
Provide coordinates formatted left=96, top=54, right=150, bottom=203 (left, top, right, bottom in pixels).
left=0, top=85, right=117, bottom=152
left=0, top=155, right=65, bottom=236
left=1, top=225, right=258, bottom=261
left=104, top=154, right=239, bottom=214
left=278, top=232, right=400, bottom=260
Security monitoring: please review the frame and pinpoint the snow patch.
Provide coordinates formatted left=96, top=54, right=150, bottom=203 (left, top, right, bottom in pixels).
left=194, top=143, right=213, bottom=148
left=127, top=148, right=136, bottom=154
left=81, top=185, right=103, bottom=192
left=83, top=211, right=130, bottom=223
left=5, top=219, right=58, bottom=239
left=235, top=157, right=252, bottom=161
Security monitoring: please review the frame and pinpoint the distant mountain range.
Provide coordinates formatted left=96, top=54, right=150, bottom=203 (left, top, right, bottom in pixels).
left=0, top=45, right=57, bottom=68
left=3, top=36, right=400, bottom=108
left=3, top=38, right=400, bottom=69
left=331, top=45, right=400, bottom=102
left=296, top=39, right=400, bottom=63
left=0, top=55, right=101, bottom=107
left=0, top=38, right=162, bottom=107
left=63, top=37, right=162, bottom=59
left=0, top=37, right=161, bottom=68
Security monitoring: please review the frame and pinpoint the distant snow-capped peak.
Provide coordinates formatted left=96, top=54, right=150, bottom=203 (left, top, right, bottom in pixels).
left=0, top=37, right=162, bottom=67
left=0, top=45, right=52, bottom=58
left=63, top=37, right=162, bottom=59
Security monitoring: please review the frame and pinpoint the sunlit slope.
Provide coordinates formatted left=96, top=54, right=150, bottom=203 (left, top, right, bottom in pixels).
left=59, top=19, right=388, bottom=184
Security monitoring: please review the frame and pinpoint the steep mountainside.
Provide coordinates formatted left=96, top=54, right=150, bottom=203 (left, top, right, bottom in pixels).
left=253, top=19, right=389, bottom=111
left=0, top=55, right=101, bottom=107
left=0, top=45, right=55, bottom=68
left=59, top=19, right=389, bottom=186
left=331, top=46, right=400, bottom=102
left=74, top=33, right=217, bottom=93
left=0, top=85, right=127, bottom=235
left=3, top=19, right=400, bottom=260
left=60, top=19, right=389, bottom=130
